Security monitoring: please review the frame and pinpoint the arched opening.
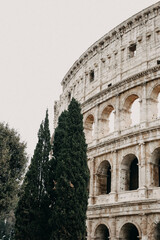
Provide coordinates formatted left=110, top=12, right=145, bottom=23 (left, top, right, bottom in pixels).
left=151, top=148, right=160, bottom=187
left=119, top=223, right=139, bottom=240
left=130, top=158, right=139, bottom=190
left=149, top=85, right=160, bottom=120
left=122, top=94, right=140, bottom=129
left=95, top=224, right=110, bottom=240
left=100, top=105, right=114, bottom=137
left=96, top=161, right=111, bottom=195
left=120, top=154, right=139, bottom=191
left=131, top=98, right=140, bottom=126
left=154, top=222, right=160, bottom=240
left=84, top=114, right=94, bottom=143
left=109, top=110, right=114, bottom=133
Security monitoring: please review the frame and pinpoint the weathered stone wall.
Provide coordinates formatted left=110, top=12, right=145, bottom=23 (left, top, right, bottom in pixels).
left=54, top=1, right=160, bottom=239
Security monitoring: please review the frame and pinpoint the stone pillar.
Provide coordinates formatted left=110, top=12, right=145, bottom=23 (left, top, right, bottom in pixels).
left=99, top=53, right=104, bottom=92
left=84, top=71, right=88, bottom=102
left=110, top=218, right=117, bottom=240
left=111, top=151, right=117, bottom=193
left=140, top=82, right=147, bottom=127
left=120, top=164, right=129, bottom=191
left=115, top=94, right=120, bottom=132
left=89, top=157, right=95, bottom=205
left=141, top=215, right=148, bottom=240
left=87, top=220, right=92, bottom=240
left=139, top=142, right=146, bottom=188
left=94, top=104, right=99, bottom=143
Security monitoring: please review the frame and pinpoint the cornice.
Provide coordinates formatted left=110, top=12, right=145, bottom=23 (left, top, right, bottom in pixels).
left=81, top=65, right=160, bottom=111
left=87, top=199, right=157, bottom=212
left=61, top=1, right=160, bottom=88
left=87, top=123, right=160, bottom=156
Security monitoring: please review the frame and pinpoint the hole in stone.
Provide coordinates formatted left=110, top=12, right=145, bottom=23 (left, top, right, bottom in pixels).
left=129, top=43, right=136, bottom=58
left=89, top=70, right=94, bottom=82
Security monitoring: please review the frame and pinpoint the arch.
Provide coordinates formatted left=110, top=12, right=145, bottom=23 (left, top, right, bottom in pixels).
left=148, top=221, right=160, bottom=240
left=154, top=222, right=160, bottom=240
left=84, top=114, right=94, bottom=143
left=96, top=160, right=111, bottom=195
left=120, top=154, right=139, bottom=191
left=149, top=84, right=160, bottom=120
left=100, top=105, right=115, bottom=138
left=151, top=147, right=160, bottom=187
left=95, top=224, right=110, bottom=240
left=131, top=98, right=140, bottom=126
left=122, top=94, right=140, bottom=129
left=119, top=222, right=140, bottom=240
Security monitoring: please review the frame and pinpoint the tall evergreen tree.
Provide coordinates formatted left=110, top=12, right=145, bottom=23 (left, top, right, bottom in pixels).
left=15, top=110, right=51, bottom=240
left=49, top=98, right=89, bottom=240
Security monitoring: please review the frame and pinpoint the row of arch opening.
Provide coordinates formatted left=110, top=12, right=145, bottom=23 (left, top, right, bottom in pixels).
left=95, top=148, right=160, bottom=195
left=94, top=221, right=160, bottom=240
left=84, top=87, right=160, bottom=142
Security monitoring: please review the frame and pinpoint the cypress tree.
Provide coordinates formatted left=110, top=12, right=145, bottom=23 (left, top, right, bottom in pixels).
left=50, top=98, right=89, bottom=240
left=15, top=110, right=51, bottom=240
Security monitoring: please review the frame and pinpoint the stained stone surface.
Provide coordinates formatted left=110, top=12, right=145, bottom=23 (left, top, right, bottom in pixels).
left=54, top=2, right=160, bottom=239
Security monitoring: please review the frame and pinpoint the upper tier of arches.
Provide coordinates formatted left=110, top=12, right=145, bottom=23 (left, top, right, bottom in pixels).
left=84, top=82, right=160, bottom=144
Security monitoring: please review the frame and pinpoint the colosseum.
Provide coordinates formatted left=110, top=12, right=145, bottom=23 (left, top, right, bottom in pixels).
left=54, top=1, right=160, bottom=239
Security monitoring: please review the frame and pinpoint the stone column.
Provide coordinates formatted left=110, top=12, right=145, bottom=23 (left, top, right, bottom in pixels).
left=84, top=71, right=88, bottom=102
left=141, top=215, right=148, bottom=240
left=139, top=142, right=146, bottom=188
left=94, top=104, right=99, bottom=143
left=115, top=94, right=120, bottom=132
left=111, top=150, right=117, bottom=193
left=89, top=157, right=95, bottom=205
left=110, top=218, right=117, bottom=240
left=140, top=82, right=147, bottom=127
left=87, top=220, right=92, bottom=240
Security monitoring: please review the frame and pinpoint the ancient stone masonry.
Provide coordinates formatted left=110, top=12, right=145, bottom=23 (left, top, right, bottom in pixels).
left=54, top=2, right=160, bottom=239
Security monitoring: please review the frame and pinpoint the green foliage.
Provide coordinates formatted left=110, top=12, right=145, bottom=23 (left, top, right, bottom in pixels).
left=0, top=122, right=27, bottom=239
left=0, top=123, right=27, bottom=218
left=49, top=98, right=89, bottom=240
left=15, top=110, right=51, bottom=240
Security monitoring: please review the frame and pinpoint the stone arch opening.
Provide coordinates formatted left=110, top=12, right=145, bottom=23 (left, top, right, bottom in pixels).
left=96, top=160, right=111, bottom=195
left=122, top=94, right=140, bottom=129
left=100, top=105, right=114, bottom=138
left=151, top=148, right=160, bottom=187
left=154, top=222, right=160, bottom=240
left=120, top=154, right=139, bottom=191
left=149, top=84, right=160, bottom=120
left=95, top=224, right=110, bottom=240
left=119, top=223, right=140, bottom=240
left=131, top=98, right=140, bottom=126
left=84, top=114, right=94, bottom=143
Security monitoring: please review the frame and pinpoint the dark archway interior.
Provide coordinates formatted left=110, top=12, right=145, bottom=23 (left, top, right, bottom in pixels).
left=120, top=223, right=139, bottom=240
left=95, top=224, right=110, bottom=240
left=97, top=161, right=111, bottom=195
left=151, top=148, right=160, bottom=187
left=129, top=157, right=138, bottom=190
left=107, top=165, right=111, bottom=194
left=155, top=222, right=160, bottom=240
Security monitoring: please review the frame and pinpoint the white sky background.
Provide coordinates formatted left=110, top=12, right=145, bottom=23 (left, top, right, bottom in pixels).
left=0, top=0, right=158, bottom=158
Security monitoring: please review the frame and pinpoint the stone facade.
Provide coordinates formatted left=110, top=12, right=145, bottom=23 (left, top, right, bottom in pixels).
left=54, top=2, right=160, bottom=239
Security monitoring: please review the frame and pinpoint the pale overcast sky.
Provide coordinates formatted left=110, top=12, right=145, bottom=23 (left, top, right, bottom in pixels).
left=0, top=0, right=158, bottom=157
